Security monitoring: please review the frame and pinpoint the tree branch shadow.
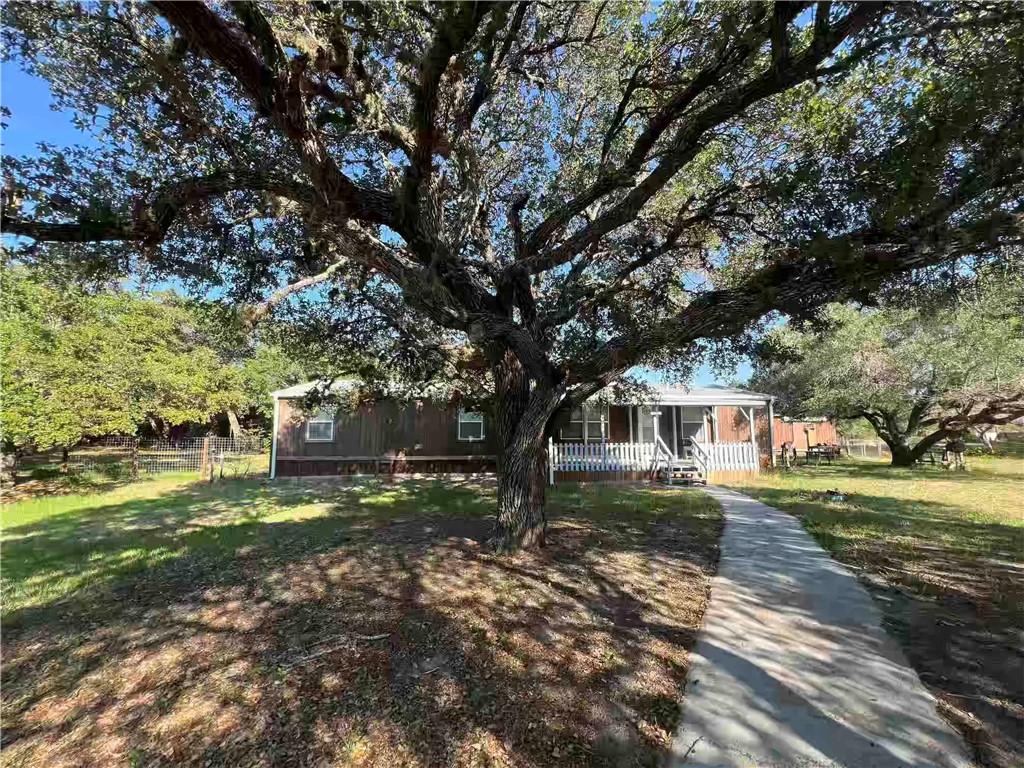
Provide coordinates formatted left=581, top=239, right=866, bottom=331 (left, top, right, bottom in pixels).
left=2, top=480, right=721, bottom=767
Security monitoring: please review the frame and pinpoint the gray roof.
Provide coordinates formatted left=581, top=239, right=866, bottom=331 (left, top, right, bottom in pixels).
left=633, top=385, right=773, bottom=406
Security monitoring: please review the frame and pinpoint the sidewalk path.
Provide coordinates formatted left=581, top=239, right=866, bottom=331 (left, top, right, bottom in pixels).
left=671, top=486, right=970, bottom=767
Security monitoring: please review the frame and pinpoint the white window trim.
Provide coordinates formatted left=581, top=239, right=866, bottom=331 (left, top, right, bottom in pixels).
left=457, top=409, right=486, bottom=442
left=305, top=410, right=335, bottom=442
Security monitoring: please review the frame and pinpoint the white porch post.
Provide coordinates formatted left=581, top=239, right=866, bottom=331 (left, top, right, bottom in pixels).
left=747, top=407, right=756, bottom=445
left=600, top=410, right=607, bottom=470
left=548, top=436, right=555, bottom=486
left=650, top=410, right=661, bottom=472
left=768, top=398, right=776, bottom=467
left=628, top=406, right=634, bottom=443
left=672, top=406, right=679, bottom=457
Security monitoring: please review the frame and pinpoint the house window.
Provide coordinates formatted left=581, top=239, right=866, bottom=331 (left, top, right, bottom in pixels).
left=559, top=405, right=608, bottom=443
left=560, top=406, right=584, bottom=441
left=637, top=406, right=656, bottom=443
left=305, top=409, right=334, bottom=442
left=457, top=409, right=485, bottom=441
left=587, top=404, right=608, bottom=442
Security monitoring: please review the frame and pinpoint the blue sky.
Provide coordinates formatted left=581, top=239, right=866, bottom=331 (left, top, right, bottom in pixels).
left=1, top=65, right=88, bottom=156
left=1, top=63, right=749, bottom=387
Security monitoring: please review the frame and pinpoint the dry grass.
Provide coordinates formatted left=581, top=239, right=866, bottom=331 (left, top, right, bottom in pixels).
left=1, top=478, right=722, bottom=767
left=725, top=455, right=1024, bottom=768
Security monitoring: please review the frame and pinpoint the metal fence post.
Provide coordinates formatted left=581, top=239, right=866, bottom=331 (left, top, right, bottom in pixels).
left=199, top=437, right=211, bottom=480
left=130, top=438, right=140, bottom=481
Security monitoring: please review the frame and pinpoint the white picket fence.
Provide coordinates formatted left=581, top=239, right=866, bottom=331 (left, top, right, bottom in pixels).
left=550, top=441, right=656, bottom=472
left=701, top=441, right=760, bottom=471
left=549, top=440, right=759, bottom=477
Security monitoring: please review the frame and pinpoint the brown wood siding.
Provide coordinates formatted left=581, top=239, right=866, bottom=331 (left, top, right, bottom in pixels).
left=772, top=419, right=838, bottom=450
left=608, top=406, right=631, bottom=441
left=712, top=406, right=773, bottom=460
left=277, top=398, right=496, bottom=459
left=715, top=406, right=755, bottom=443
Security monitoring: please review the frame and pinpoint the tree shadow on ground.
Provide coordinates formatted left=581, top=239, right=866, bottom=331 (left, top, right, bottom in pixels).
left=2, top=480, right=721, bottom=767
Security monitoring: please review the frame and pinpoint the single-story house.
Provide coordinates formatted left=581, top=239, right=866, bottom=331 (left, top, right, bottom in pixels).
left=269, top=381, right=836, bottom=483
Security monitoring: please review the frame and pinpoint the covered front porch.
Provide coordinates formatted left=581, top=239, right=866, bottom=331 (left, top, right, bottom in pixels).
left=548, top=387, right=775, bottom=484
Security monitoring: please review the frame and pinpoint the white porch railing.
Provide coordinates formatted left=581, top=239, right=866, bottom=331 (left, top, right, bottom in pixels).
left=549, top=441, right=656, bottom=473
left=549, top=439, right=759, bottom=481
left=701, top=441, right=759, bottom=471
left=689, top=438, right=711, bottom=477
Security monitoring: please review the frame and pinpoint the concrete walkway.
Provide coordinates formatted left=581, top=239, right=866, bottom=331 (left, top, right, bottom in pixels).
left=671, top=486, right=971, bottom=768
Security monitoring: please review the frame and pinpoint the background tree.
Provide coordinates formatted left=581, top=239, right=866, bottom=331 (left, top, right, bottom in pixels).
left=185, top=300, right=310, bottom=433
left=749, top=268, right=1024, bottom=466
left=2, top=2, right=1022, bottom=547
left=0, top=265, right=243, bottom=455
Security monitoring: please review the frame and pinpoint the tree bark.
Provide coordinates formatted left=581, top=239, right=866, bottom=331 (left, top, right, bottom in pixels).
left=491, top=350, right=563, bottom=551
left=887, top=440, right=918, bottom=467
left=495, top=439, right=549, bottom=551
left=130, top=439, right=140, bottom=481
left=881, top=428, right=950, bottom=466
left=0, top=452, right=17, bottom=487
left=861, top=408, right=950, bottom=466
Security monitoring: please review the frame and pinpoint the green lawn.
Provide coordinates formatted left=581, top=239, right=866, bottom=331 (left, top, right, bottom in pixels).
left=1, top=477, right=721, bottom=768
left=725, top=455, right=1024, bottom=768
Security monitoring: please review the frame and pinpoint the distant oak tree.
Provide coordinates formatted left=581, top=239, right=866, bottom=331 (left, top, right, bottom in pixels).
left=2, top=2, right=1022, bottom=547
left=750, top=269, right=1024, bottom=466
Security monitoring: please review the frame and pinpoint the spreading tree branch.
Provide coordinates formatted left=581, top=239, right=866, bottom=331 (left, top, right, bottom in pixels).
left=518, top=2, right=882, bottom=274
left=2, top=169, right=314, bottom=244
left=570, top=209, right=1023, bottom=382
left=152, top=0, right=396, bottom=226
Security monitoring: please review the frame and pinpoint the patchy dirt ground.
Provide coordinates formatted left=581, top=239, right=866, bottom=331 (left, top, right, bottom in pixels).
left=1, top=480, right=722, bottom=767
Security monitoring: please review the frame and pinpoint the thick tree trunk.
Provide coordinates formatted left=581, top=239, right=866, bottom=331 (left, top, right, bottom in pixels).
left=0, top=452, right=17, bottom=487
left=862, top=409, right=949, bottom=467
left=495, top=440, right=549, bottom=550
left=883, top=429, right=949, bottom=467
left=888, top=441, right=917, bottom=467
left=129, top=439, right=140, bottom=481
left=491, top=350, right=563, bottom=552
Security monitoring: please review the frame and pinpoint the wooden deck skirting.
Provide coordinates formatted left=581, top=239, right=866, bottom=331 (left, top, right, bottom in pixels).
left=704, top=469, right=761, bottom=484
left=554, top=470, right=650, bottom=483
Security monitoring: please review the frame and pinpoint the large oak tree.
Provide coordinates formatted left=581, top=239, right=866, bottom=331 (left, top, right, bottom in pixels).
left=748, top=263, right=1024, bottom=466
left=2, top=1, right=1022, bottom=548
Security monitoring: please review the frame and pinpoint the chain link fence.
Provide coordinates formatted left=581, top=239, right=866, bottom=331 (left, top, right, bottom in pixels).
left=66, top=436, right=267, bottom=479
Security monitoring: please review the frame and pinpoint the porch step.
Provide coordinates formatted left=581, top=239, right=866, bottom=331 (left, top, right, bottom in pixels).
left=657, top=465, right=707, bottom=485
